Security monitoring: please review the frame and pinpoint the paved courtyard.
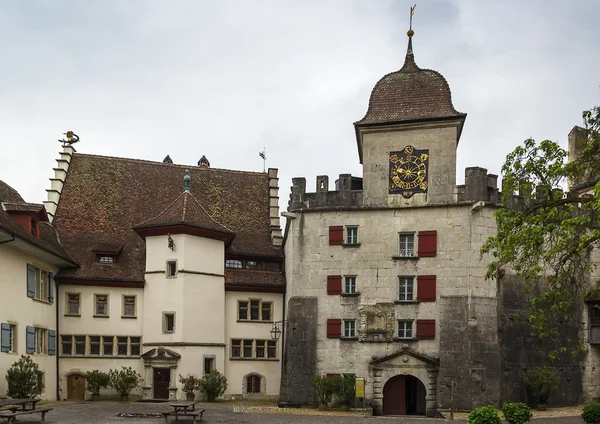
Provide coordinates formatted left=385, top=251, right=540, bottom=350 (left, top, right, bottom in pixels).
left=4, top=401, right=585, bottom=424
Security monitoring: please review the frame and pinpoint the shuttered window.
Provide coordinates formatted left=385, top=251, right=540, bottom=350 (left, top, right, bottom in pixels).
left=48, top=330, right=56, bottom=356
left=416, top=320, right=436, bottom=339
left=416, top=275, right=436, bottom=302
left=327, top=275, right=342, bottom=295
left=26, top=326, right=35, bottom=354
left=1, top=323, right=15, bottom=353
left=417, top=231, right=437, bottom=257
left=329, top=226, right=344, bottom=245
left=326, top=319, right=342, bottom=339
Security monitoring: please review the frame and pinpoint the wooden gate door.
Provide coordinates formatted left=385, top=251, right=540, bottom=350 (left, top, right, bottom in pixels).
left=153, top=368, right=170, bottom=399
left=383, top=375, right=406, bottom=415
left=67, top=375, right=86, bottom=401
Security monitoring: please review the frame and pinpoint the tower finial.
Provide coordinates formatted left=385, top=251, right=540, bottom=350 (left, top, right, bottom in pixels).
left=406, top=4, right=416, bottom=56
left=184, top=169, right=191, bottom=193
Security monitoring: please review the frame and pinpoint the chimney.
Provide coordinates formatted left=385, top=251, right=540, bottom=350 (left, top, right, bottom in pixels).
left=198, top=155, right=210, bottom=168
left=163, top=155, right=173, bottom=164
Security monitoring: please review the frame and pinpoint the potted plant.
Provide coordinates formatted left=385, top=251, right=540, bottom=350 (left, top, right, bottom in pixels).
left=525, top=366, right=559, bottom=410
left=311, top=375, right=342, bottom=410
left=198, top=370, right=227, bottom=402
left=179, top=374, right=200, bottom=401
left=108, top=366, right=141, bottom=401
left=85, top=370, right=110, bottom=401
left=5, top=355, right=43, bottom=399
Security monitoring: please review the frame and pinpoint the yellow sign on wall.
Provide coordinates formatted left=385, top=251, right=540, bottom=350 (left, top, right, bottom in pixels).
left=355, top=378, right=365, bottom=398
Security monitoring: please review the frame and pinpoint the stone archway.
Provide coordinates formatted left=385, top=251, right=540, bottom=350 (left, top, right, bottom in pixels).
left=242, top=372, right=266, bottom=396
left=383, top=374, right=426, bottom=415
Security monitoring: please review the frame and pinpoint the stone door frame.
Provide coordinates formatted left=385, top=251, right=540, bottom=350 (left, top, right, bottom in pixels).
left=141, top=347, right=181, bottom=400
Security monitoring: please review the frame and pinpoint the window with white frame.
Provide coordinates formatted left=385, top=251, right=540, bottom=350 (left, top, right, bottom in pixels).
left=343, top=320, right=356, bottom=338
left=122, top=296, right=136, bottom=318
left=344, top=276, right=357, bottom=294
left=346, top=227, right=358, bottom=244
left=34, top=328, right=47, bottom=354
left=399, top=233, right=415, bottom=257
left=66, top=293, right=80, bottom=315
left=95, top=294, right=108, bottom=316
left=398, top=276, right=415, bottom=301
left=398, top=320, right=413, bottom=339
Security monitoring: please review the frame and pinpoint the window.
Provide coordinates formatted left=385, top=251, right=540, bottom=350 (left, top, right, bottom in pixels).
left=90, top=336, right=100, bottom=355
left=343, top=320, right=356, bottom=338
left=36, top=270, right=48, bottom=301
left=225, top=259, right=243, bottom=269
left=30, top=219, right=37, bottom=237
left=102, top=336, right=114, bottom=356
left=117, top=336, right=128, bottom=356
left=1, top=323, right=16, bottom=353
left=95, top=294, right=108, bottom=316
left=61, top=335, right=72, bottom=355
left=346, top=227, right=358, bottom=244
left=166, top=261, right=177, bottom=277
left=265, top=262, right=282, bottom=271
left=37, top=372, right=45, bottom=394
left=239, top=300, right=272, bottom=321
left=123, top=296, right=136, bottom=318
left=98, top=256, right=115, bottom=264
left=231, top=339, right=277, bottom=359
left=34, top=328, right=47, bottom=354
left=74, top=335, right=86, bottom=355
left=231, top=339, right=241, bottom=357
left=399, top=277, right=415, bottom=301
left=245, top=260, right=261, bottom=270
left=344, top=276, right=356, bottom=294
left=247, top=375, right=261, bottom=394
left=163, top=313, right=175, bottom=333
left=130, top=337, right=141, bottom=356
left=243, top=339, right=253, bottom=358
left=204, top=357, right=215, bottom=375
left=399, top=233, right=415, bottom=257
left=27, top=264, right=53, bottom=303
left=67, top=294, right=80, bottom=315
left=398, top=321, right=413, bottom=339
left=256, top=340, right=266, bottom=358
left=267, top=341, right=276, bottom=358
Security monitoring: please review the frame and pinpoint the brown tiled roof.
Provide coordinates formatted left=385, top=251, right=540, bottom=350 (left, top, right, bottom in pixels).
left=54, top=154, right=283, bottom=282
left=355, top=44, right=466, bottom=126
left=134, top=191, right=234, bottom=237
left=0, top=181, right=24, bottom=203
left=3, top=202, right=45, bottom=213
left=225, top=270, right=285, bottom=288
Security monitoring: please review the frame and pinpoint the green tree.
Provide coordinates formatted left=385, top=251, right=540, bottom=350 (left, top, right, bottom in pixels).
left=311, top=375, right=342, bottom=408
left=108, top=366, right=141, bottom=400
left=482, top=104, right=600, bottom=358
left=85, top=370, right=110, bottom=397
left=198, top=370, right=227, bottom=402
left=5, top=355, right=43, bottom=398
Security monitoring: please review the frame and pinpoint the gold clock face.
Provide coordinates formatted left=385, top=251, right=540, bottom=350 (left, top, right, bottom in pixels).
left=389, top=146, right=429, bottom=197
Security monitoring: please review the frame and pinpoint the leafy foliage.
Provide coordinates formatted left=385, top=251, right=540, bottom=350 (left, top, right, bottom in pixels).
left=482, top=104, right=600, bottom=357
left=311, top=375, right=342, bottom=407
left=582, top=403, right=600, bottom=423
left=85, top=370, right=110, bottom=396
left=5, top=355, right=43, bottom=399
left=467, top=405, right=502, bottom=424
left=198, top=370, right=227, bottom=401
left=502, top=402, right=533, bottom=424
left=525, top=366, right=559, bottom=404
left=179, top=374, right=200, bottom=397
left=108, top=366, right=141, bottom=397
left=338, top=374, right=356, bottom=406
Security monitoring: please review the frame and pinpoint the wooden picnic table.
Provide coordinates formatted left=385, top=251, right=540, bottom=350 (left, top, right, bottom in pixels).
left=0, top=398, right=41, bottom=411
left=0, top=399, right=52, bottom=424
left=163, top=401, right=204, bottom=423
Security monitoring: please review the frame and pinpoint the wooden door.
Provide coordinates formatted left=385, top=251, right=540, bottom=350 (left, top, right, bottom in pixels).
left=67, top=375, right=86, bottom=401
left=383, top=375, right=406, bottom=415
left=153, top=368, right=170, bottom=399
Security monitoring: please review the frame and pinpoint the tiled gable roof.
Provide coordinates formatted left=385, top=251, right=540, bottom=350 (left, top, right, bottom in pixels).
left=0, top=181, right=24, bottom=203
left=54, top=154, right=282, bottom=282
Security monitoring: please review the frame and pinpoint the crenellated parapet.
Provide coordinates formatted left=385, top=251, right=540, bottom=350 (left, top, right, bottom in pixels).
left=456, top=167, right=500, bottom=204
left=288, top=174, right=363, bottom=211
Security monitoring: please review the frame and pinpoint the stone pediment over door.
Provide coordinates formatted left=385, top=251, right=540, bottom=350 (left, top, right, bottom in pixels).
left=371, top=345, right=439, bottom=370
left=142, top=347, right=181, bottom=367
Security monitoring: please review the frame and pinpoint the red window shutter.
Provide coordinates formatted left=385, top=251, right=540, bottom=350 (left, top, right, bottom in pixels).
left=418, top=230, right=437, bottom=257
left=329, top=226, right=344, bottom=245
left=416, top=320, right=436, bottom=339
left=327, top=319, right=342, bottom=339
left=327, top=275, right=342, bottom=295
left=326, top=373, right=341, bottom=378
left=417, top=275, right=436, bottom=302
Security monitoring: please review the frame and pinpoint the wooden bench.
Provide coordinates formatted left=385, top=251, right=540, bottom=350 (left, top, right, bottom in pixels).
left=0, top=407, right=53, bottom=424
left=161, top=408, right=204, bottom=423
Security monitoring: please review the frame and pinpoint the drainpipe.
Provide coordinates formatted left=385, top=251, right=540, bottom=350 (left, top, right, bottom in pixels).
left=55, top=277, right=60, bottom=401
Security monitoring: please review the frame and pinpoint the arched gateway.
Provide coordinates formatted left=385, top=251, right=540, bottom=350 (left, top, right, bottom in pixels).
left=383, top=374, right=426, bottom=415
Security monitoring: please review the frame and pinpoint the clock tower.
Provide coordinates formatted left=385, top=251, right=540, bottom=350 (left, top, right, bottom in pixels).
left=354, top=29, right=466, bottom=207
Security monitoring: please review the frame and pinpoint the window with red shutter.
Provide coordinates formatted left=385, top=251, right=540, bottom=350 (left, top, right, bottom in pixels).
left=416, top=275, right=436, bottom=302
left=329, top=226, right=344, bottom=245
left=327, top=275, right=342, bottom=295
left=326, top=319, right=342, bottom=339
left=416, top=319, right=435, bottom=339
left=417, top=230, right=437, bottom=257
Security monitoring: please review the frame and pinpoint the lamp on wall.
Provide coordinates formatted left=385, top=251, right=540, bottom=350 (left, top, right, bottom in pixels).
left=168, top=234, right=174, bottom=251
left=270, top=321, right=284, bottom=341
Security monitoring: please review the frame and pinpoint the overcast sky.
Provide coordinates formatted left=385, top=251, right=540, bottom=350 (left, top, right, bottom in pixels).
left=1, top=0, right=599, bottom=214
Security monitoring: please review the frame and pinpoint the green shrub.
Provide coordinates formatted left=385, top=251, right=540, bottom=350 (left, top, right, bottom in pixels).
left=525, top=366, right=559, bottom=405
left=311, top=375, right=342, bottom=408
left=108, top=366, right=141, bottom=398
left=582, top=403, right=600, bottom=423
left=85, top=370, right=110, bottom=396
left=198, top=370, right=227, bottom=401
left=502, top=402, right=533, bottom=424
left=179, top=374, right=200, bottom=397
left=467, top=405, right=502, bottom=424
left=339, top=374, right=356, bottom=406
left=5, top=355, right=43, bottom=399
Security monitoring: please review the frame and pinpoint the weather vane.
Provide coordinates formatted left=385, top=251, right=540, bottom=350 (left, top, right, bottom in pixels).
left=58, top=131, right=80, bottom=146
left=409, top=4, right=416, bottom=35
left=259, top=148, right=267, bottom=172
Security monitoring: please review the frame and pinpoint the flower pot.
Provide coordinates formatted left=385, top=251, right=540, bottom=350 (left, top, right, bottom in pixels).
left=186, top=394, right=195, bottom=401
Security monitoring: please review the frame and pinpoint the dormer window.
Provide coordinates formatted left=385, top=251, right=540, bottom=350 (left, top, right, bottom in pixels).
left=30, top=218, right=38, bottom=237
left=98, top=255, right=116, bottom=264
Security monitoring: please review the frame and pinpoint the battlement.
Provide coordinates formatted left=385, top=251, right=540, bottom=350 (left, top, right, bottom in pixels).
left=288, top=174, right=363, bottom=211
left=456, top=167, right=500, bottom=204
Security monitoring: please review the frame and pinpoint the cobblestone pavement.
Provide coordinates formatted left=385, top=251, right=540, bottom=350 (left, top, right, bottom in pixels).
left=6, top=401, right=585, bottom=424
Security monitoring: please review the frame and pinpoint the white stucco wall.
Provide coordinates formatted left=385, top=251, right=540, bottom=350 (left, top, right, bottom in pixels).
left=0, top=245, right=60, bottom=400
